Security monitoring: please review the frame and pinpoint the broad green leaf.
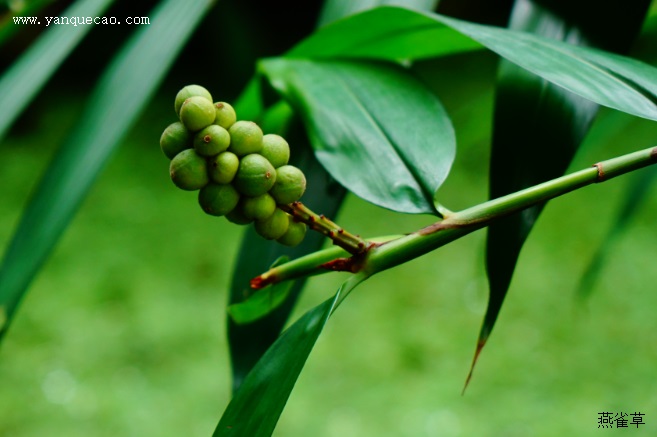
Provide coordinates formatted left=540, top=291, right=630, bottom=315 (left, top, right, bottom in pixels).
left=227, top=120, right=346, bottom=392
left=288, top=6, right=657, bottom=122
left=317, top=0, right=438, bottom=27
left=473, top=0, right=651, bottom=387
left=217, top=274, right=366, bottom=437
left=260, top=58, right=456, bottom=214
left=0, top=0, right=115, bottom=142
left=0, top=0, right=214, bottom=342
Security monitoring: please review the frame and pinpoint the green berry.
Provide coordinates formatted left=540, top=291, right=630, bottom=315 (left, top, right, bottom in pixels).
left=234, top=154, right=276, bottom=197
left=180, top=96, right=216, bottom=131
left=175, top=85, right=212, bottom=116
left=254, top=209, right=289, bottom=240
left=169, top=149, right=209, bottom=191
left=226, top=206, right=253, bottom=225
left=198, top=183, right=240, bottom=216
left=277, top=220, right=307, bottom=247
left=228, top=121, right=263, bottom=156
left=269, top=165, right=306, bottom=204
left=242, top=193, right=277, bottom=221
left=193, top=125, right=230, bottom=156
left=260, top=134, right=290, bottom=168
left=214, top=102, right=237, bottom=129
left=209, top=151, right=239, bottom=184
left=160, top=121, right=192, bottom=159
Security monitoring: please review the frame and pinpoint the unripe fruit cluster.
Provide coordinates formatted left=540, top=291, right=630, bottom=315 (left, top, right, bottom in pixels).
left=160, top=85, right=307, bottom=247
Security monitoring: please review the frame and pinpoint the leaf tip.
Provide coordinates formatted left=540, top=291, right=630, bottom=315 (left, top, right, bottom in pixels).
left=461, top=338, right=487, bottom=395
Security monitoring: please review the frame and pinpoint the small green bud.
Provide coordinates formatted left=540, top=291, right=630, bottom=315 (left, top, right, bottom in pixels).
left=226, top=206, right=253, bottom=225
left=193, top=124, right=230, bottom=156
left=260, top=134, right=290, bottom=168
left=160, top=121, right=192, bottom=159
left=269, top=165, right=306, bottom=204
left=198, top=183, right=240, bottom=216
left=169, top=149, right=209, bottom=191
left=228, top=121, right=263, bottom=156
left=175, top=85, right=212, bottom=116
left=242, top=193, right=277, bottom=221
left=277, top=220, right=307, bottom=247
left=209, top=151, right=239, bottom=184
left=214, top=102, right=237, bottom=130
left=234, top=154, right=276, bottom=197
left=254, top=208, right=289, bottom=240
left=180, top=96, right=216, bottom=131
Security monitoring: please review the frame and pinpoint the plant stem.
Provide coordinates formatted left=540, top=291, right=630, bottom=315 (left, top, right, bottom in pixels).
left=251, top=246, right=348, bottom=289
left=364, top=146, right=657, bottom=274
left=279, top=201, right=370, bottom=254
left=251, top=235, right=402, bottom=289
left=253, top=145, right=657, bottom=288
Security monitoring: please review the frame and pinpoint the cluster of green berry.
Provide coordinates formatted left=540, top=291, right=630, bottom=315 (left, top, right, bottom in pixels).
left=159, top=85, right=307, bottom=246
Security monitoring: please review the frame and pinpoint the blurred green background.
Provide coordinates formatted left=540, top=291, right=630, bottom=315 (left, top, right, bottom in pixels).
left=2, top=1, right=657, bottom=436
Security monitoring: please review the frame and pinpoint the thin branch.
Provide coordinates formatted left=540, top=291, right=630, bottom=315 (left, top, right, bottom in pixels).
left=253, top=146, right=657, bottom=288
left=279, top=201, right=370, bottom=254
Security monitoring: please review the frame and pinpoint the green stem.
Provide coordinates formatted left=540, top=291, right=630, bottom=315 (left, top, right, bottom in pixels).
left=252, top=145, right=657, bottom=288
left=364, top=146, right=657, bottom=274
left=251, top=235, right=402, bottom=289
left=251, top=245, right=348, bottom=289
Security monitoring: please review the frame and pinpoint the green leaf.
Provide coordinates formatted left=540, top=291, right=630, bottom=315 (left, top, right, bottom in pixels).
left=227, top=279, right=295, bottom=325
left=471, top=0, right=651, bottom=387
left=216, top=274, right=365, bottom=437
left=0, top=0, right=115, bottom=141
left=228, top=257, right=295, bottom=324
left=289, top=6, right=657, bottom=122
left=291, top=5, right=481, bottom=60
left=260, top=58, right=456, bottom=214
left=0, top=0, right=214, bottom=342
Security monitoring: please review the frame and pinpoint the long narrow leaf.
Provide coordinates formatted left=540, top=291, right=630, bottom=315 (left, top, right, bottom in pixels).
left=291, top=6, right=480, bottom=60
left=472, top=0, right=650, bottom=388
left=0, top=0, right=115, bottom=142
left=217, top=274, right=365, bottom=437
left=260, top=58, right=455, bottom=214
left=287, top=6, right=657, bottom=122
left=0, top=0, right=214, bottom=342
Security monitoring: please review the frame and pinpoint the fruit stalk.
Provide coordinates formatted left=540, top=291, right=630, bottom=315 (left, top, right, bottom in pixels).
left=279, top=201, right=370, bottom=254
